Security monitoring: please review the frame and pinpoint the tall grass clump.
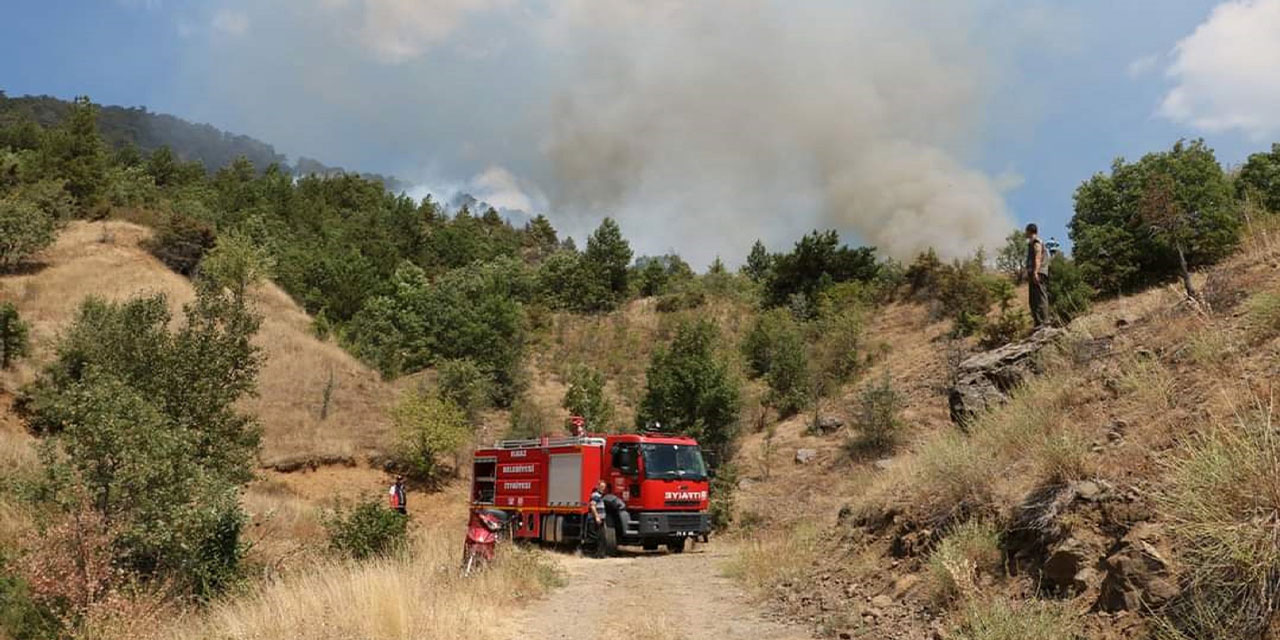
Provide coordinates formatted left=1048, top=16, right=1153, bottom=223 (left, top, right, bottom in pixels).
left=927, top=520, right=1002, bottom=604
left=1244, top=292, right=1280, bottom=342
left=950, top=596, right=1082, bottom=640
left=1155, top=402, right=1280, bottom=640
left=166, top=527, right=560, bottom=640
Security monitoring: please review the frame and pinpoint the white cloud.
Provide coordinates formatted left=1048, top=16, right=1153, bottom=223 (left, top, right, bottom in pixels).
left=1127, top=53, right=1159, bottom=78
left=212, top=9, right=250, bottom=37
left=1158, top=0, right=1280, bottom=140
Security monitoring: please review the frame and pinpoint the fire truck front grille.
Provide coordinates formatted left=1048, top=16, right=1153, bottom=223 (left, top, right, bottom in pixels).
left=666, top=513, right=704, bottom=530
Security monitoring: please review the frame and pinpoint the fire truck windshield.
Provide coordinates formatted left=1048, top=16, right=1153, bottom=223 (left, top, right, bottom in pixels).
left=640, top=443, right=708, bottom=480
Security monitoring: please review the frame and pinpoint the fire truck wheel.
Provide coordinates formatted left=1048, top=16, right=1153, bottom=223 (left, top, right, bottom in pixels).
left=666, top=537, right=686, bottom=554
left=602, top=521, right=619, bottom=557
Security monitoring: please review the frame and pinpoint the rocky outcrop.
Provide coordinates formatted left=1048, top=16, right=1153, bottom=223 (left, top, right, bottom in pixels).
left=1097, top=524, right=1180, bottom=612
left=948, top=327, right=1066, bottom=426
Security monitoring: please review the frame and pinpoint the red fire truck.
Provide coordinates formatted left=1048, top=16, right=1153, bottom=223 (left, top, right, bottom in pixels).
left=469, top=432, right=711, bottom=555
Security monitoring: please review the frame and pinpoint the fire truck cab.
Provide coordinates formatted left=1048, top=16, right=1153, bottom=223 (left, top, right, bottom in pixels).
left=470, top=432, right=711, bottom=555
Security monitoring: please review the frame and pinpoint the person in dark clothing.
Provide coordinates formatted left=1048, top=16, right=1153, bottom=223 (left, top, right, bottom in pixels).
left=389, top=475, right=407, bottom=515
left=583, top=480, right=608, bottom=558
left=1025, top=223, right=1052, bottom=328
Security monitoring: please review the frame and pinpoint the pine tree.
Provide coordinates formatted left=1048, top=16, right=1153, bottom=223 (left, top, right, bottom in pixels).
left=744, top=239, right=772, bottom=282
left=581, top=217, right=633, bottom=311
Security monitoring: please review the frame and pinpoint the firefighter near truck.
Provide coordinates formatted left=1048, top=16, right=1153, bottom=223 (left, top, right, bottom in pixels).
left=469, top=430, right=712, bottom=555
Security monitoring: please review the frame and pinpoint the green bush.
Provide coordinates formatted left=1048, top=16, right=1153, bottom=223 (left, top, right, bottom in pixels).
left=0, top=197, right=57, bottom=271
left=392, top=392, right=469, bottom=487
left=1045, top=255, right=1095, bottom=325
left=0, top=303, right=30, bottom=369
left=937, top=257, right=995, bottom=338
left=145, top=213, right=216, bottom=276
left=507, top=394, right=550, bottom=439
left=0, top=554, right=59, bottom=640
left=323, top=498, right=408, bottom=560
left=1070, top=139, right=1239, bottom=294
left=848, top=372, right=906, bottom=455
left=562, top=365, right=615, bottom=431
left=708, top=463, right=739, bottom=531
left=655, top=289, right=706, bottom=313
left=741, top=308, right=802, bottom=379
left=635, top=319, right=742, bottom=460
left=763, top=327, right=808, bottom=418
left=436, top=358, right=495, bottom=423
left=24, top=284, right=261, bottom=598
left=905, top=248, right=944, bottom=298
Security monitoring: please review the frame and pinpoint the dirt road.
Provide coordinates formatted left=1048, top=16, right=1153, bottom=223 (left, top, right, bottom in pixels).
left=509, top=543, right=815, bottom=640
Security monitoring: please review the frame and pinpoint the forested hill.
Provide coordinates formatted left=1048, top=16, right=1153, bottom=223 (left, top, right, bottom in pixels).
left=0, top=91, right=405, bottom=190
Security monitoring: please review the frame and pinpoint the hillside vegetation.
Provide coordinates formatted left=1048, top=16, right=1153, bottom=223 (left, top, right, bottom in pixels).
left=3, top=95, right=1280, bottom=640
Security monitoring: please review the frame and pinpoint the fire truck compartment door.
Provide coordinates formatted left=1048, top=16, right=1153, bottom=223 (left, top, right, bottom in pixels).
left=547, top=453, right=583, bottom=506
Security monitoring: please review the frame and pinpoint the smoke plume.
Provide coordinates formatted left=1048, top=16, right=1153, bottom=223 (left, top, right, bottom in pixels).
left=182, top=0, right=1024, bottom=264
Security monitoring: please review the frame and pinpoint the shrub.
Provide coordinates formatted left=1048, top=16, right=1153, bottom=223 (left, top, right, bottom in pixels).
left=764, top=230, right=879, bottom=308
left=979, top=308, right=1030, bottom=349
left=392, top=392, right=469, bottom=487
left=0, top=552, right=60, bottom=640
left=1155, top=405, right=1280, bottom=639
left=927, top=519, right=1002, bottom=603
left=507, top=395, right=550, bottom=439
left=0, top=303, right=30, bottom=369
left=937, top=258, right=995, bottom=338
left=436, top=358, right=495, bottom=423
left=994, top=229, right=1027, bottom=282
left=655, top=289, right=706, bottom=313
left=562, top=365, right=615, bottom=431
left=905, top=248, right=944, bottom=298
left=145, top=213, right=216, bottom=276
left=848, top=372, right=906, bottom=455
left=24, top=288, right=260, bottom=598
left=1045, top=255, right=1095, bottom=325
left=741, top=309, right=801, bottom=379
left=0, top=198, right=57, bottom=271
left=636, top=319, right=742, bottom=460
left=1244, top=292, right=1280, bottom=342
left=763, top=327, right=808, bottom=418
left=950, top=596, right=1081, bottom=640
left=708, top=463, right=739, bottom=531
left=323, top=498, right=408, bottom=561
left=199, top=230, right=275, bottom=300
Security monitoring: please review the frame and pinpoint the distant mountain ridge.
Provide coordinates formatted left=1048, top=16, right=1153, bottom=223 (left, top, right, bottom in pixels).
left=0, top=90, right=407, bottom=191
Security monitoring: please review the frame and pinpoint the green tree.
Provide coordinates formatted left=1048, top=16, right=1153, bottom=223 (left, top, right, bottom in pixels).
left=743, top=239, right=773, bottom=282
left=580, top=217, right=633, bottom=312
left=1070, top=139, right=1238, bottom=294
left=765, top=230, right=879, bottom=309
left=741, top=308, right=801, bottom=379
left=635, top=319, right=741, bottom=459
left=807, top=308, right=867, bottom=427
left=524, top=214, right=559, bottom=260
left=905, top=248, right=944, bottom=298
left=323, top=498, right=408, bottom=560
left=562, top=365, right=615, bottom=431
left=26, top=282, right=261, bottom=597
left=39, top=97, right=106, bottom=209
left=392, top=391, right=469, bottom=488
left=1237, top=142, right=1280, bottom=213
left=0, top=197, right=57, bottom=270
left=199, top=230, right=275, bottom=302
left=937, top=257, right=996, bottom=337
left=436, top=358, right=495, bottom=424
left=995, top=228, right=1026, bottom=282
left=0, top=303, right=30, bottom=369
left=763, top=326, right=808, bottom=417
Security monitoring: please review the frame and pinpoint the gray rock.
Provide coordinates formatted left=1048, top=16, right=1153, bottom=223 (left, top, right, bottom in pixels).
left=948, top=327, right=1066, bottom=426
left=814, top=415, right=845, bottom=434
left=794, top=448, right=818, bottom=464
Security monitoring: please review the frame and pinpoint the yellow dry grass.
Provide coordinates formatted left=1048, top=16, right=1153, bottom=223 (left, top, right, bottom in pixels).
left=163, top=522, right=558, bottom=640
left=0, top=221, right=398, bottom=465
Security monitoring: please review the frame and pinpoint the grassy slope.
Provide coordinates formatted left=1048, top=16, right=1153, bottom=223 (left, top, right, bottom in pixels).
left=726, top=227, right=1280, bottom=639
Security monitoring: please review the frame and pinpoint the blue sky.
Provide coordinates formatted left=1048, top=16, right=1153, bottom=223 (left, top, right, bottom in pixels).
left=3, top=0, right=1278, bottom=264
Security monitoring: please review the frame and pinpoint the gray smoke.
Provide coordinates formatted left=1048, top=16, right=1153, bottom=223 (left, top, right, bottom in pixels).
left=180, top=0, right=1028, bottom=264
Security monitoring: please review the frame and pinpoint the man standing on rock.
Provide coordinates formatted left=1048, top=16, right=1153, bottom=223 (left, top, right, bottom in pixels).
left=1026, top=223, right=1052, bottom=328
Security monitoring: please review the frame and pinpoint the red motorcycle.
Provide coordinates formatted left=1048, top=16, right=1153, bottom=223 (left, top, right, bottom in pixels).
left=462, top=509, right=510, bottom=576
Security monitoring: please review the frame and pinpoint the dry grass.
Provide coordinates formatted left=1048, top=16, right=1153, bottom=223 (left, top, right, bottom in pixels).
left=598, top=612, right=688, bottom=640
left=162, top=524, right=559, bottom=640
left=949, top=595, right=1082, bottom=640
left=861, top=371, right=1093, bottom=526
left=725, top=521, right=823, bottom=592
left=1244, top=292, right=1280, bottom=343
left=1155, top=397, right=1280, bottom=640
left=926, top=519, right=1002, bottom=604
left=0, top=221, right=399, bottom=465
